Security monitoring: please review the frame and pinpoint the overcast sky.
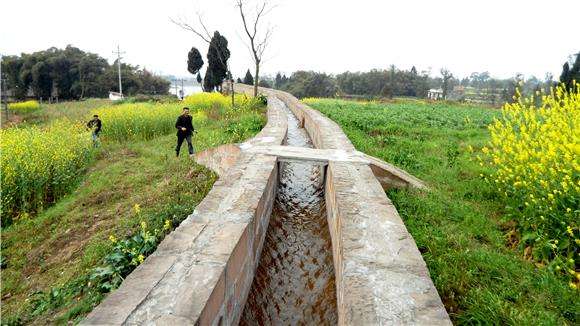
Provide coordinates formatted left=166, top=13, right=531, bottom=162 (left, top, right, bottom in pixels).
left=1, top=0, right=579, bottom=80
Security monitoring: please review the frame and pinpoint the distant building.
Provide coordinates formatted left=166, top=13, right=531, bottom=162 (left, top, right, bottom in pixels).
left=427, top=89, right=444, bottom=100
left=109, top=91, right=124, bottom=101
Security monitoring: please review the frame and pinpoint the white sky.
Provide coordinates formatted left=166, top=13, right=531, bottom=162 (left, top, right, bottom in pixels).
left=1, top=0, right=579, bottom=80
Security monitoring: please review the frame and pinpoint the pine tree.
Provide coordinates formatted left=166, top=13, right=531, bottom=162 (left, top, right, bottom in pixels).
left=569, top=53, right=580, bottom=88
left=187, top=47, right=203, bottom=76
left=203, top=69, right=214, bottom=92
left=205, top=31, right=230, bottom=91
left=560, top=62, right=571, bottom=88
left=275, top=72, right=283, bottom=89
left=243, top=69, right=254, bottom=85
left=560, top=52, right=580, bottom=90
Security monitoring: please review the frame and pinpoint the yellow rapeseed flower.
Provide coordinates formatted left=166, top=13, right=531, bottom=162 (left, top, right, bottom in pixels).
left=481, top=83, right=579, bottom=269
left=163, top=219, right=172, bottom=231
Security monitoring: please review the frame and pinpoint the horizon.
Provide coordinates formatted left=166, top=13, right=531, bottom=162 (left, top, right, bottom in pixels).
left=1, top=0, right=579, bottom=80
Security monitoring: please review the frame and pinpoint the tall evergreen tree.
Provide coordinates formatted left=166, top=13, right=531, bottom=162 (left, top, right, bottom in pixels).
left=243, top=69, right=254, bottom=85
left=571, top=53, right=580, bottom=78
left=204, top=31, right=230, bottom=91
left=275, top=72, right=283, bottom=89
left=196, top=72, right=202, bottom=84
left=187, top=47, right=204, bottom=76
left=560, top=53, right=580, bottom=90
left=568, top=52, right=580, bottom=88
left=560, top=62, right=571, bottom=88
left=203, top=69, right=214, bottom=92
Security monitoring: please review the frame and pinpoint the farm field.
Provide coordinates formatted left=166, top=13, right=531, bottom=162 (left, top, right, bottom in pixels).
left=0, top=94, right=266, bottom=324
left=2, top=99, right=112, bottom=129
left=305, top=97, right=579, bottom=325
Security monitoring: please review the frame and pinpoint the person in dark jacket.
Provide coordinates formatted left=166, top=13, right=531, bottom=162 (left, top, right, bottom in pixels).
left=175, top=107, right=196, bottom=157
left=87, top=114, right=102, bottom=147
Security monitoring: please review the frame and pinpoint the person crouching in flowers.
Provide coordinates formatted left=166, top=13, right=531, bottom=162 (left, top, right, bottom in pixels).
left=175, top=107, right=196, bottom=158
left=86, top=114, right=102, bottom=147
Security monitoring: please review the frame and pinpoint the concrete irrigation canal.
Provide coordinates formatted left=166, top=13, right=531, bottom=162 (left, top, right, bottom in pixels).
left=240, top=103, right=337, bottom=324
left=83, top=84, right=451, bottom=325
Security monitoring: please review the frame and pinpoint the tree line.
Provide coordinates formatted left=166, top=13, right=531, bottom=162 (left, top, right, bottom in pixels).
left=238, top=53, right=579, bottom=103
left=1, top=45, right=170, bottom=100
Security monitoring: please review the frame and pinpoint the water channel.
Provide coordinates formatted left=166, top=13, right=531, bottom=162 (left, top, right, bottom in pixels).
left=240, top=106, right=338, bottom=325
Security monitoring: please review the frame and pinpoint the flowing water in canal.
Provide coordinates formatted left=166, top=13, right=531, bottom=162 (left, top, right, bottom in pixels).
left=240, top=108, right=338, bottom=325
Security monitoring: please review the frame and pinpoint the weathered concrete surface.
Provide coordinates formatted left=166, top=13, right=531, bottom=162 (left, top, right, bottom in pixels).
left=325, top=162, right=449, bottom=324
left=82, top=87, right=288, bottom=325
left=195, top=143, right=241, bottom=176
left=364, top=153, right=429, bottom=190
left=243, top=84, right=450, bottom=325
left=199, top=142, right=427, bottom=192
left=244, top=145, right=369, bottom=164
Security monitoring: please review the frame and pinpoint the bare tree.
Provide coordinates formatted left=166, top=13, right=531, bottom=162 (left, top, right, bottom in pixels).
left=170, top=14, right=235, bottom=105
left=236, top=0, right=273, bottom=97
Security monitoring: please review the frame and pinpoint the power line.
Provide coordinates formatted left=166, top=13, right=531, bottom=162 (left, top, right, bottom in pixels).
left=112, top=45, right=126, bottom=96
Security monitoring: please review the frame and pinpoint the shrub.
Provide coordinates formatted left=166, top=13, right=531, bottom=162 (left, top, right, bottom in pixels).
left=225, top=114, right=266, bottom=141
left=91, top=219, right=159, bottom=292
left=0, top=120, right=93, bottom=223
left=182, top=92, right=232, bottom=110
left=481, top=83, right=579, bottom=283
left=182, top=92, right=257, bottom=111
left=8, top=100, right=41, bottom=113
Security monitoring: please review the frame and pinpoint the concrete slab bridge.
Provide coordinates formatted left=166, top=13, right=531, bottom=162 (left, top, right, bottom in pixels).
left=83, top=84, right=451, bottom=325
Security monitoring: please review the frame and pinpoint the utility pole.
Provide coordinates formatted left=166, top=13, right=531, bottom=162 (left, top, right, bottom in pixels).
left=112, top=45, right=125, bottom=97
left=0, top=53, right=8, bottom=122
left=180, top=78, right=185, bottom=99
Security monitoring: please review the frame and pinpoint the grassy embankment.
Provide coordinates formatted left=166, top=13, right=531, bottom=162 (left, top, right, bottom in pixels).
left=305, top=98, right=578, bottom=325
left=1, top=94, right=265, bottom=324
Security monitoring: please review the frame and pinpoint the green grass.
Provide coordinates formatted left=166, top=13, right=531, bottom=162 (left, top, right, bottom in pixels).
left=1, top=96, right=265, bottom=324
left=1, top=136, right=215, bottom=324
left=305, top=98, right=579, bottom=325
